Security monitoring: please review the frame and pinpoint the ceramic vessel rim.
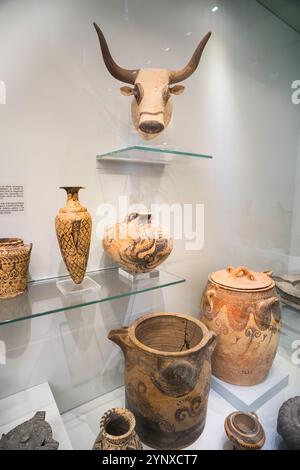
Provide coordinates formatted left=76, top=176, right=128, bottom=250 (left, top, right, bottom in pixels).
left=208, top=276, right=275, bottom=292
left=0, top=238, right=24, bottom=247
left=224, top=411, right=266, bottom=448
left=59, top=186, right=85, bottom=191
left=128, top=311, right=212, bottom=357
left=101, top=408, right=136, bottom=441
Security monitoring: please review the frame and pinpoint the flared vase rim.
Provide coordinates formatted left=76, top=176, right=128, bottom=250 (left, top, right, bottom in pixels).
left=59, top=186, right=85, bottom=191
left=101, top=408, right=136, bottom=441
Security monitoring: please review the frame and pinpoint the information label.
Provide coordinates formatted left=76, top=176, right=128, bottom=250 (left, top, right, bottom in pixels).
left=0, top=185, right=25, bottom=215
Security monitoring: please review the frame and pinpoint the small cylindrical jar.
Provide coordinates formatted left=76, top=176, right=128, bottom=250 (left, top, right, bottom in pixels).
left=0, top=238, right=32, bottom=299
left=200, top=266, right=281, bottom=386
left=93, top=408, right=142, bottom=450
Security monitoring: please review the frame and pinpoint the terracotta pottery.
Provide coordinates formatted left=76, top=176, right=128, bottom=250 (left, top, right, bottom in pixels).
left=103, top=212, right=173, bottom=274
left=0, top=238, right=32, bottom=299
left=277, top=396, right=300, bottom=450
left=0, top=411, right=59, bottom=450
left=224, top=411, right=265, bottom=450
left=200, top=266, right=281, bottom=386
left=93, top=408, right=143, bottom=450
left=55, top=187, right=92, bottom=284
left=108, top=312, right=216, bottom=449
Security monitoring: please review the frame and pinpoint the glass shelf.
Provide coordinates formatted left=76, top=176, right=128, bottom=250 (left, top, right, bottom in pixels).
left=96, top=145, right=213, bottom=165
left=0, top=267, right=185, bottom=326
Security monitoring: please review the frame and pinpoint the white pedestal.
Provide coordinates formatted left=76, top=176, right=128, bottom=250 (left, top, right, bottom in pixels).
left=0, top=383, right=73, bottom=450
left=211, top=361, right=289, bottom=412
left=56, top=276, right=101, bottom=296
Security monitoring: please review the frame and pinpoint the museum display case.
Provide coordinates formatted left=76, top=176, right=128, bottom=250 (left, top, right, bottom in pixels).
left=0, top=0, right=300, bottom=452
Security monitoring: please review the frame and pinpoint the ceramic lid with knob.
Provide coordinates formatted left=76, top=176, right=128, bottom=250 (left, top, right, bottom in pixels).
left=209, top=266, right=275, bottom=291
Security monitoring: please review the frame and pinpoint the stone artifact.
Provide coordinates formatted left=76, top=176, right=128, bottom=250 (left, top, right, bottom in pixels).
left=108, top=312, right=216, bottom=449
left=200, top=266, right=281, bottom=386
left=103, top=212, right=173, bottom=274
left=93, top=23, right=211, bottom=140
left=93, top=408, right=143, bottom=450
left=277, top=396, right=300, bottom=450
left=0, top=238, right=32, bottom=299
left=224, top=411, right=265, bottom=450
left=55, top=187, right=92, bottom=284
left=273, top=273, right=300, bottom=311
left=0, top=411, right=59, bottom=450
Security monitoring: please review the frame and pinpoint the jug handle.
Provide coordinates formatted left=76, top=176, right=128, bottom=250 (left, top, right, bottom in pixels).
left=205, top=288, right=216, bottom=313
left=207, top=331, right=217, bottom=357
left=108, top=327, right=130, bottom=354
left=257, top=297, right=280, bottom=314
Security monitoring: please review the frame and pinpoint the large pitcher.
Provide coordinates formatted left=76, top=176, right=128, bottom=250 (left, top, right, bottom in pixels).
left=108, top=312, right=216, bottom=449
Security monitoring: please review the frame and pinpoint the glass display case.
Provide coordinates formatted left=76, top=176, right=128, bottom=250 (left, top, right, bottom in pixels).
left=0, top=0, right=300, bottom=452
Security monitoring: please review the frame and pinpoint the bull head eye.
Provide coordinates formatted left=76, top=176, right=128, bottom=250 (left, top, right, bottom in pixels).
left=133, top=83, right=143, bottom=105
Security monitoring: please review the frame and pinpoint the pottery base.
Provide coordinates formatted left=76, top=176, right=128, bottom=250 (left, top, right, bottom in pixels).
left=56, top=276, right=101, bottom=296
left=118, top=268, right=159, bottom=283
left=211, top=359, right=289, bottom=412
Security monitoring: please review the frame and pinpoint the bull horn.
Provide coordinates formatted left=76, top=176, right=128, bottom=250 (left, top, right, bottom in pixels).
left=169, top=32, right=211, bottom=84
left=93, top=23, right=139, bottom=84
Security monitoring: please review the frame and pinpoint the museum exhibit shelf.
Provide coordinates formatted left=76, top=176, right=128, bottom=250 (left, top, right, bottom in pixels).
left=0, top=383, right=73, bottom=450
left=0, top=267, right=185, bottom=326
left=62, top=352, right=297, bottom=450
left=96, top=145, right=213, bottom=165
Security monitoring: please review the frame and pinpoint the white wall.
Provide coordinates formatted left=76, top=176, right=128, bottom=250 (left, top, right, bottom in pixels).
left=289, top=119, right=300, bottom=270
left=0, top=0, right=300, bottom=412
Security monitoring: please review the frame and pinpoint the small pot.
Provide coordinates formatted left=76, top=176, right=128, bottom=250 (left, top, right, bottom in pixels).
left=93, top=408, right=142, bottom=450
left=0, top=238, right=32, bottom=299
left=224, top=411, right=265, bottom=450
left=200, top=266, right=281, bottom=385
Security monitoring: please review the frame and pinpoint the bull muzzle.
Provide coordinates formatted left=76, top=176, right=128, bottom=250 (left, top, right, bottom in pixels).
left=138, top=113, right=165, bottom=135
left=139, top=120, right=164, bottom=134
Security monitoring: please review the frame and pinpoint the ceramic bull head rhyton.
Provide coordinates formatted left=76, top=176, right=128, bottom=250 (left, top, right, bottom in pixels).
left=93, top=23, right=211, bottom=140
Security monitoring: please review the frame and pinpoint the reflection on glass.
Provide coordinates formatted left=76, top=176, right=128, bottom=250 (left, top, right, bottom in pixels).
left=0, top=267, right=185, bottom=326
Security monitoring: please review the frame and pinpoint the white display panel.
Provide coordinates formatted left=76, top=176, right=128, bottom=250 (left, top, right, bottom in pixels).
left=0, top=383, right=73, bottom=450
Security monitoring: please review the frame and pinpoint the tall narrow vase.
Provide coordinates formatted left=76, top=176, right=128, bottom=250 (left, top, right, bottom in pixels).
left=55, top=187, right=92, bottom=284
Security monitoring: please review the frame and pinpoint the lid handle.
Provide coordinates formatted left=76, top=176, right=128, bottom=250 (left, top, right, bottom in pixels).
left=227, top=266, right=255, bottom=281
